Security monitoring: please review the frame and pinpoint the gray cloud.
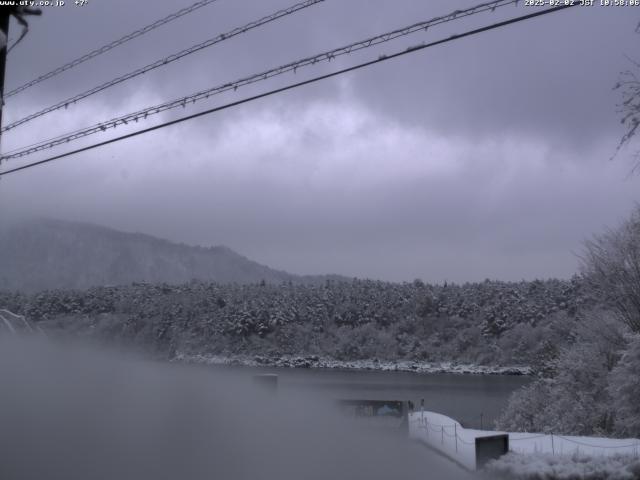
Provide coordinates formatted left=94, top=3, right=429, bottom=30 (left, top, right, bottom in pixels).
left=1, top=0, right=639, bottom=282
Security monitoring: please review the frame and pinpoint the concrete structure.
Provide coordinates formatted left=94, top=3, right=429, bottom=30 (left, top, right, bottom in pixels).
left=408, top=411, right=508, bottom=470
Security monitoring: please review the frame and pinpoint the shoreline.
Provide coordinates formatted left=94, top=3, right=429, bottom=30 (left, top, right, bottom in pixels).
left=173, top=353, right=532, bottom=376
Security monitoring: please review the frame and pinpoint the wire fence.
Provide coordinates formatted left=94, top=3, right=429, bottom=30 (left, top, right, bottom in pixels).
left=410, top=412, right=640, bottom=458
left=509, top=434, right=546, bottom=441
left=556, top=435, right=640, bottom=450
left=414, top=415, right=477, bottom=449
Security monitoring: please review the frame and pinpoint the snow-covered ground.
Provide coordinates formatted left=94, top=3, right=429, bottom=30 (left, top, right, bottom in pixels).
left=173, top=353, right=532, bottom=375
left=508, top=432, right=640, bottom=458
left=485, top=452, right=640, bottom=480
left=408, top=411, right=640, bottom=472
left=409, top=411, right=501, bottom=470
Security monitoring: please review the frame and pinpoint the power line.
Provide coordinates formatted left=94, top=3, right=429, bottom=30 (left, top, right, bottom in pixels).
left=1, top=0, right=520, bottom=159
left=4, top=0, right=221, bottom=99
left=2, top=0, right=325, bottom=133
left=2, top=0, right=508, bottom=137
left=0, top=4, right=577, bottom=178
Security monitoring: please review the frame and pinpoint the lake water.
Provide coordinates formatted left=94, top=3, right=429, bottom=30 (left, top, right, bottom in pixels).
left=217, top=366, right=531, bottom=429
left=0, top=341, right=517, bottom=479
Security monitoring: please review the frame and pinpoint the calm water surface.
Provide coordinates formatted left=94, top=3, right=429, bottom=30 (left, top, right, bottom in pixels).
left=216, top=366, right=531, bottom=429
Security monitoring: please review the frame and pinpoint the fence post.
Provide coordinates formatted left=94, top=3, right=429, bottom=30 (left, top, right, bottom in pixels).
left=421, top=398, right=424, bottom=424
left=425, top=417, right=429, bottom=439
left=441, top=426, right=444, bottom=444
left=551, top=434, right=555, bottom=456
left=454, top=424, right=458, bottom=453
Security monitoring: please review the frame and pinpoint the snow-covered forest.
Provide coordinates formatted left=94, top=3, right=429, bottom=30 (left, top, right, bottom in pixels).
left=0, top=276, right=595, bottom=368
left=2, top=210, right=639, bottom=444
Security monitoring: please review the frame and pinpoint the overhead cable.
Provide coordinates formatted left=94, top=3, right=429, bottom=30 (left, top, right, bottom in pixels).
left=0, top=3, right=578, bottom=178
left=1, top=0, right=519, bottom=156
left=5, top=0, right=221, bottom=98
left=2, top=0, right=324, bottom=133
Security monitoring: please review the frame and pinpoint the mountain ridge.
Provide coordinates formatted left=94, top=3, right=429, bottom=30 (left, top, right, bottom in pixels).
left=0, top=218, right=341, bottom=292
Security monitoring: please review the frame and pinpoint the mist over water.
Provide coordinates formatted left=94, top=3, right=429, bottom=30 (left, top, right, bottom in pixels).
left=0, top=338, right=469, bottom=480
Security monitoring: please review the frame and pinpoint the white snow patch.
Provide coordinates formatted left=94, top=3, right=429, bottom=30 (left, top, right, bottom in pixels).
left=486, top=452, right=640, bottom=480
left=508, top=432, right=640, bottom=458
left=172, top=353, right=532, bottom=376
left=409, top=411, right=503, bottom=470
left=408, top=411, right=640, bottom=472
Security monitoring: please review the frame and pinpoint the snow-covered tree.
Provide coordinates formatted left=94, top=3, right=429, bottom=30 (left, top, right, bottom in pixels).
left=582, top=205, right=640, bottom=333
left=609, top=335, right=640, bottom=437
left=614, top=52, right=640, bottom=172
left=497, top=312, right=626, bottom=436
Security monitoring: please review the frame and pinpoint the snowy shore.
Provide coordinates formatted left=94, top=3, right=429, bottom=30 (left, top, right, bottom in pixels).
left=485, top=452, right=640, bottom=480
left=409, top=411, right=640, bottom=474
left=173, top=353, right=532, bottom=375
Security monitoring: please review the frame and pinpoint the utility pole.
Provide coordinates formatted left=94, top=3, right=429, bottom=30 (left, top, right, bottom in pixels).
left=0, top=7, right=41, bottom=149
left=0, top=8, right=10, bottom=140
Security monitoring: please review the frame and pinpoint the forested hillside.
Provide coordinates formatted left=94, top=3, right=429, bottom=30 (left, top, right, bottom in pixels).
left=0, top=276, right=597, bottom=369
left=0, top=218, right=339, bottom=292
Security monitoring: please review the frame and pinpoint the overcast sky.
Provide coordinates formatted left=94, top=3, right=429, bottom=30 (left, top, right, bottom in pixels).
left=0, top=0, right=638, bottom=282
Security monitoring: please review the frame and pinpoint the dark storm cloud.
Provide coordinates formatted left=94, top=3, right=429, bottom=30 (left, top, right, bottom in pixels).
left=0, top=0, right=638, bottom=282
